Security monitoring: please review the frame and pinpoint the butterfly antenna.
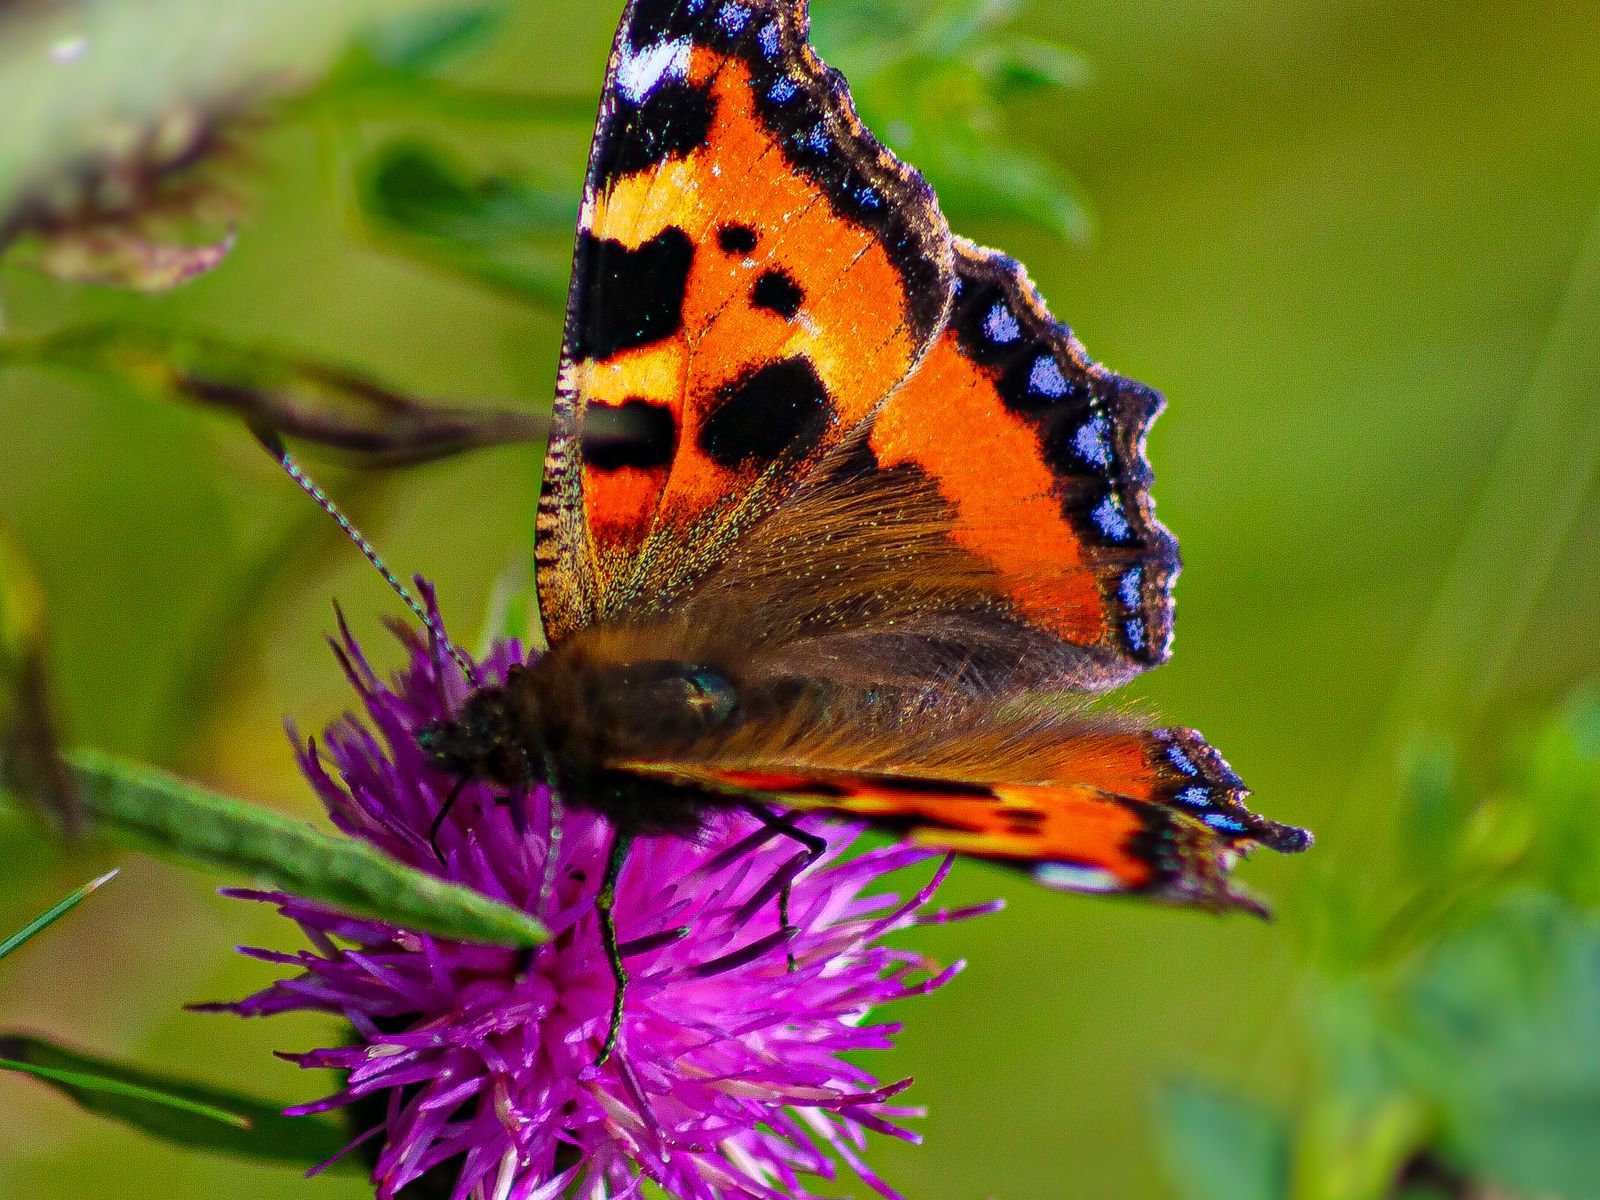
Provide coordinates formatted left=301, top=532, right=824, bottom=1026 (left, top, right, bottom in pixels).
left=253, top=428, right=476, bottom=684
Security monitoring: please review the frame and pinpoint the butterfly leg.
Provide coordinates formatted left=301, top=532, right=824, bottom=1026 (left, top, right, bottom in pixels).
left=744, top=804, right=825, bottom=971
left=428, top=775, right=469, bottom=866
left=595, top=825, right=635, bottom=1067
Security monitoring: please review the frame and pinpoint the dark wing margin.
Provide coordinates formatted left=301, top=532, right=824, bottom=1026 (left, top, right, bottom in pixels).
left=536, top=0, right=955, bottom=644
left=863, top=237, right=1181, bottom=687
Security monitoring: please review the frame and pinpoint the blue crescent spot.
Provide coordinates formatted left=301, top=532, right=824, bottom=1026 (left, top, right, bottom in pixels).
left=716, top=2, right=751, bottom=33
left=1203, top=813, right=1246, bottom=833
left=983, top=301, right=1021, bottom=344
left=1166, top=744, right=1200, bottom=777
left=758, top=20, right=780, bottom=57
left=1029, top=354, right=1069, bottom=398
left=1118, top=567, right=1143, bottom=610
left=857, top=185, right=882, bottom=209
left=1124, top=618, right=1146, bottom=652
left=1075, top=411, right=1112, bottom=468
left=1176, top=786, right=1211, bottom=807
left=1092, top=493, right=1132, bottom=541
left=768, top=77, right=797, bottom=103
left=806, top=123, right=831, bottom=152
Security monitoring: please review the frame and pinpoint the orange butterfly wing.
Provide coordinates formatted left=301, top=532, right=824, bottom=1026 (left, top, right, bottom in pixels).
left=866, top=238, right=1179, bottom=687
left=534, top=0, right=1311, bottom=897
left=619, top=728, right=1308, bottom=909
left=537, top=0, right=952, bottom=642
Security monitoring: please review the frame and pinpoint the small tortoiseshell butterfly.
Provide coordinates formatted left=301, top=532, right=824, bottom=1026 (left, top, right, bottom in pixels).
left=403, top=0, right=1313, bottom=1059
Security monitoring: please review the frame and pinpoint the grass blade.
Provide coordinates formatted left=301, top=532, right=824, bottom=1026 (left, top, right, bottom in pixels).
left=0, top=868, right=118, bottom=961
left=0, top=1057, right=249, bottom=1129
left=0, top=1034, right=358, bottom=1172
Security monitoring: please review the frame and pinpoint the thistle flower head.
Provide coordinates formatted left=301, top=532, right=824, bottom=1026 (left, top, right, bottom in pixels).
left=219, top=612, right=994, bottom=1200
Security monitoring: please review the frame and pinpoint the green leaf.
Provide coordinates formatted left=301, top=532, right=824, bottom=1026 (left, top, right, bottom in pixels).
left=1156, top=1080, right=1291, bottom=1200
left=1396, top=893, right=1600, bottom=1198
left=313, top=4, right=596, bottom=125
left=814, top=0, right=1093, bottom=244
left=358, top=140, right=575, bottom=308
left=977, top=36, right=1094, bottom=96
left=913, top=133, right=1093, bottom=245
left=1517, top=685, right=1600, bottom=905
left=912, top=0, right=1019, bottom=59
left=60, top=749, right=547, bottom=948
left=0, top=868, right=118, bottom=961
left=0, top=1034, right=357, bottom=1173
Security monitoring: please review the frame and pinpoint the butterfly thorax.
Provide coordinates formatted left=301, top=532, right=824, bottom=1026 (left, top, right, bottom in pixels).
left=417, top=653, right=746, bottom=837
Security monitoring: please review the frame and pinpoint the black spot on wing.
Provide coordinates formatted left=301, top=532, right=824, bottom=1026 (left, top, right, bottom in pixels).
left=751, top=268, right=804, bottom=319
left=1005, top=809, right=1048, bottom=834
left=582, top=399, right=678, bottom=471
left=619, top=0, right=686, bottom=48
left=718, top=223, right=759, bottom=254
left=571, top=227, right=695, bottom=362
left=593, top=78, right=716, bottom=183
left=699, top=356, right=834, bottom=469
left=615, top=0, right=952, bottom=346
left=747, top=58, right=948, bottom=341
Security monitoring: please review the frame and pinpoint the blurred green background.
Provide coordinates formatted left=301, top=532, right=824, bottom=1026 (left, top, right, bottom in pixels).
left=2, top=0, right=1599, bottom=1197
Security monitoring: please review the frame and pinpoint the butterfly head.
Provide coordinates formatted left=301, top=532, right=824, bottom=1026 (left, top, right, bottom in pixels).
left=416, top=668, right=540, bottom=788
left=414, top=656, right=747, bottom=793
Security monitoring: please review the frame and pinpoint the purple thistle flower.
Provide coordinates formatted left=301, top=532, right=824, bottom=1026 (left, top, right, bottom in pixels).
left=216, top=614, right=997, bottom=1200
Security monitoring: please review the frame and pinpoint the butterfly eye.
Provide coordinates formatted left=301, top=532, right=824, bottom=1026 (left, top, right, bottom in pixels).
left=592, top=661, right=740, bottom=748
left=681, top=666, right=738, bottom=724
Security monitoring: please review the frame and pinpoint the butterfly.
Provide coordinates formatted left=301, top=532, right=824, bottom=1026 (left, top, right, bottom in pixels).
left=408, top=0, right=1312, bottom=1061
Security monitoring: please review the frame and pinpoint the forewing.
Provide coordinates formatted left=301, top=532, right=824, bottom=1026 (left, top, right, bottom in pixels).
left=537, top=0, right=954, bottom=642
left=574, top=233, right=1186, bottom=696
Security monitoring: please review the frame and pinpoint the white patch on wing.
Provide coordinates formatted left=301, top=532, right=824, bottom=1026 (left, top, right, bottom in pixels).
left=616, top=37, right=693, bottom=105
left=1034, top=862, right=1126, bottom=893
